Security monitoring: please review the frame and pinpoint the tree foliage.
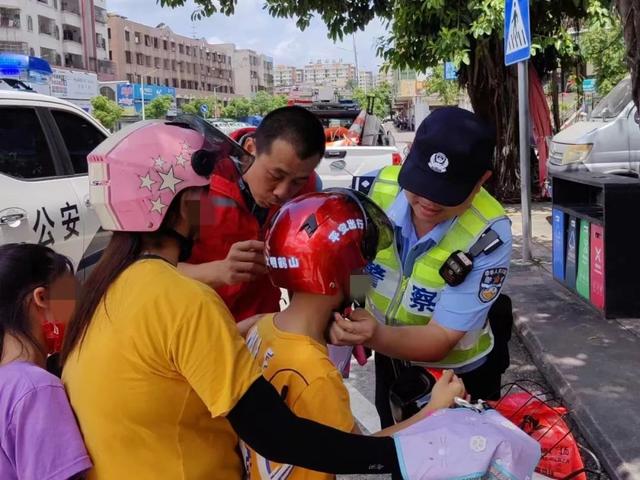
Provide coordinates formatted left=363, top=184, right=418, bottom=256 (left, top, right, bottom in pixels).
left=581, top=11, right=627, bottom=96
left=157, top=0, right=614, bottom=199
left=424, top=65, right=461, bottom=106
left=90, top=96, right=123, bottom=131
left=351, top=82, right=392, bottom=118
left=221, top=97, right=252, bottom=118
left=180, top=97, right=222, bottom=117
left=145, top=95, right=174, bottom=119
left=614, top=0, right=639, bottom=113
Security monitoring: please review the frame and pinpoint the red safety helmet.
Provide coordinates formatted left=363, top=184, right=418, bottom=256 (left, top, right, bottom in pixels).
left=265, top=188, right=393, bottom=296
left=229, top=127, right=257, bottom=148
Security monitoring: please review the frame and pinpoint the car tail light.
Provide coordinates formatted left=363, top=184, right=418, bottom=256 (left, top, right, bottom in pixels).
left=392, top=152, right=403, bottom=166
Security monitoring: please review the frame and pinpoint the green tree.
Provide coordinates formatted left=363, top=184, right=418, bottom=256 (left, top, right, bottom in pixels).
left=145, top=95, right=174, bottom=119
left=90, top=95, right=123, bottom=131
left=250, top=91, right=276, bottom=115
left=424, top=65, right=461, bottom=106
left=160, top=0, right=613, bottom=199
left=180, top=97, right=222, bottom=118
left=222, top=97, right=253, bottom=118
left=581, top=12, right=628, bottom=96
left=351, top=82, right=393, bottom=118
left=614, top=1, right=640, bottom=113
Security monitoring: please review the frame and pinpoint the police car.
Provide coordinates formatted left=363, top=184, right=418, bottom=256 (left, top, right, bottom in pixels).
left=0, top=88, right=111, bottom=279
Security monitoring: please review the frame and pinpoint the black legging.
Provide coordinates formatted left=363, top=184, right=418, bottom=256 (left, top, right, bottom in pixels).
left=227, top=376, right=402, bottom=477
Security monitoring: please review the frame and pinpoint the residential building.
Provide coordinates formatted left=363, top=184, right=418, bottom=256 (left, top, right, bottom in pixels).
left=107, top=14, right=235, bottom=106
left=376, top=68, right=395, bottom=87
left=221, top=45, right=273, bottom=97
left=303, top=59, right=356, bottom=89
left=358, top=70, right=374, bottom=91
left=0, top=0, right=114, bottom=79
left=274, top=64, right=296, bottom=87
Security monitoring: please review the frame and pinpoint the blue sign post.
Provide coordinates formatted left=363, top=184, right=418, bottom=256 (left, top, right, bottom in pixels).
left=505, top=0, right=533, bottom=261
left=444, top=62, right=457, bottom=81
left=504, top=0, right=531, bottom=66
left=199, top=103, right=209, bottom=117
left=583, top=78, right=597, bottom=93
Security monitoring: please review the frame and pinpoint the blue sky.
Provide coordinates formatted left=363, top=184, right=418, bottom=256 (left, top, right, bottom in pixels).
left=108, top=0, right=389, bottom=71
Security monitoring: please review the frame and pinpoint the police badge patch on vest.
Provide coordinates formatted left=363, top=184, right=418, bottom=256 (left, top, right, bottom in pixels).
left=478, top=268, right=507, bottom=303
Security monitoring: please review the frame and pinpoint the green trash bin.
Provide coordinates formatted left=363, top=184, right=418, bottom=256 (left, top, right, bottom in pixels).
left=576, top=219, right=590, bottom=299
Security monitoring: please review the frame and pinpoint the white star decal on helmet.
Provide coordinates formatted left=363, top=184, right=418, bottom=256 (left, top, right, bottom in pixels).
left=158, top=166, right=184, bottom=193
left=139, top=172, right=156, bottom=191
left=150, top=197, right=166, bottom=214
left=175, top=152, right=189, bottom=168
left=153, top=155, right=166, bottom=170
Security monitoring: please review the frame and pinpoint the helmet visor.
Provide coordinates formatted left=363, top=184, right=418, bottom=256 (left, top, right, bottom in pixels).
left=170, top=114, right=255, bottom=175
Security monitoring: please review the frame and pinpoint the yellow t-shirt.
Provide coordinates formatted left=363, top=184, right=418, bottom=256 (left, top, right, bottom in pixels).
left=242, top=314, right=355, bottom=480
left=62, top=259, right=262, bottom=480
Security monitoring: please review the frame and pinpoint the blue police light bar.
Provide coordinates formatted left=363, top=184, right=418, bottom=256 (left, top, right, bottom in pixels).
left=0, top=53, right=53, bottom=77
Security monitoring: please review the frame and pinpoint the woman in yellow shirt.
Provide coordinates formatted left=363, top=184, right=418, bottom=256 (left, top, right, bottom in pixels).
left=60, top=116, right=463, bottom=480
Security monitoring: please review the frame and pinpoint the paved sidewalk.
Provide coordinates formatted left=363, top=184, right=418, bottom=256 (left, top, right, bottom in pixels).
left=506, top=205, right=640, bottom=480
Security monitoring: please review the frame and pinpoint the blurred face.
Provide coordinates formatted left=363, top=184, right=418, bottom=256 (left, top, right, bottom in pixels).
left=243, top=139, right=320, bottom=208
left=404, top=191, right=472, bottom=225
left=45, top=272, right=78, bottom=327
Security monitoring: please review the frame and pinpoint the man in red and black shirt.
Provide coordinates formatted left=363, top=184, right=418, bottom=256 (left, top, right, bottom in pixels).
left=179, top=107, right=325, bottom=328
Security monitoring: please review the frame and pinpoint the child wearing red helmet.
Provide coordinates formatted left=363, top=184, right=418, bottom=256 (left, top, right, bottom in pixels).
left=242, top=189, right=466, bottom=479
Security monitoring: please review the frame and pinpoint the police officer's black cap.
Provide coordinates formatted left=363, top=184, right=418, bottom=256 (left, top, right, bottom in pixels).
left=398, top=107, right=495, bottom=207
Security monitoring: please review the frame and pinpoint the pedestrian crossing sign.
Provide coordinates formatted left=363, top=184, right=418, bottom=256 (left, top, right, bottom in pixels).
left=504, top=0, right=531, bottom=66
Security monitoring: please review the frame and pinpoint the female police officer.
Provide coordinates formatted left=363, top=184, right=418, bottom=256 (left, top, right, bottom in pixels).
left=331, top=107, right=514, bottom=427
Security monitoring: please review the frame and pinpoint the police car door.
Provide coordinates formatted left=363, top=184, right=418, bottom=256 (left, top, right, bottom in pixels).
left=45, top=107, right=110, bottom=280
left=0, top=105, right=84, bottom=266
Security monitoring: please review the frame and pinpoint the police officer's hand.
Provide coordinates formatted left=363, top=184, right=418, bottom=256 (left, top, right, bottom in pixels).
left=427, top=370, right=466, bottom=411
left=220, top=240, right=267, bottom=286
left=329, top=308, right=378, bottom=346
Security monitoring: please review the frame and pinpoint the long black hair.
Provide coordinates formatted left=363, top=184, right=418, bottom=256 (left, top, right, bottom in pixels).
left=0, top=243, right=74, bottom=361
left=61, top=190, right=185, bottom=364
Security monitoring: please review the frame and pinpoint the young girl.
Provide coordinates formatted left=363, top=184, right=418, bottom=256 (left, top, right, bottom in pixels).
left=243, top=190, right=466, bottom=479
left=0, top=243, right=91, bottom=480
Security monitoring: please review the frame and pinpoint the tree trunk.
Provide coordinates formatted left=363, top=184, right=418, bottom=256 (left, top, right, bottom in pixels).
left=615, top=0, right=640, bottom=112
left=461, top=36, right=521, bottom=202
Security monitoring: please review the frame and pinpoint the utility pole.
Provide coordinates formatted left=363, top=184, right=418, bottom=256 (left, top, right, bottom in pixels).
left=352, top=34, right=359, bottom=87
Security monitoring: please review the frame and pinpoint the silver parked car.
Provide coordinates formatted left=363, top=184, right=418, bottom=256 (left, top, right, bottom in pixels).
left=548, top=77, right=640, bottom=177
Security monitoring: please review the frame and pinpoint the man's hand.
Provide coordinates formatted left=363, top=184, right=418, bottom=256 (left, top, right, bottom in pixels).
left=426, top=370, right=466, bottom=411
left=178, top=240, right=266, bottom=289
left=219, top=240, right=267, bottom=286
left=329, top=308, right=378, bottom=346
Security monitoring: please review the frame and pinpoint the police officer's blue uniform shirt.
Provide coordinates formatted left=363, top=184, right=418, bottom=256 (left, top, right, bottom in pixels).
left=386, top=191, right=512, bottom=336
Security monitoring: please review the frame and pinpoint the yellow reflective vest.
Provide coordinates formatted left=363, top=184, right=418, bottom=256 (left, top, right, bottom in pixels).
left=366, top=166, right=507, bottom=368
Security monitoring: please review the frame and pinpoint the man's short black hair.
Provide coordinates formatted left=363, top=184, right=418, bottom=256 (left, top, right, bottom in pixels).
left=255, top=106, right=325, bottom=160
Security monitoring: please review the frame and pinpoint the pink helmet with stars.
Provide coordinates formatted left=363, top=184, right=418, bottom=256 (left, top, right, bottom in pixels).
left=88, top=116, right=252, bottom=232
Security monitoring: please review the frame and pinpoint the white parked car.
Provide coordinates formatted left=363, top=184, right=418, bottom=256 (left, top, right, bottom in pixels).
left=0, top=89, right=110, bottom=279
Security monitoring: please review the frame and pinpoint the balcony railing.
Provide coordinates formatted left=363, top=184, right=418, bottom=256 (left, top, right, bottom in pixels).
left=61, top=1, right=80, bottom=15
left=94, top=7, right=107, bottom=24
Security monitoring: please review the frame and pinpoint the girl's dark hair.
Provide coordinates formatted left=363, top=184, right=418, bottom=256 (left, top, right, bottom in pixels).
left=60, top=191, right=184, bottom=364
left=0, top=243, right=73, bottom=360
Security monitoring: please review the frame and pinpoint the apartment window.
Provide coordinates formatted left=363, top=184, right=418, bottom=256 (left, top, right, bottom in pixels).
left=230, top=86, right=234, bottom=94
left=163, top=39, right=168, bottom=50
left=171, top=60, right=176, bottom=71
left=27, top=16, right=33, bottom=31
left=171, top=41, right=175, bottom=52
left=163, top=59, right=169, bottom=70
left=144, top=35, right=151, bottom=47
left=186, top=63, right=191, bottom=74
left=164, top=79, right=169, bottom=87
left=125, top=30, right=130, bottom=41
left=125, top=51, right=132, bottom=64
left=145, top=55, right=151, bottom=67
left=136, top=53, right=144, bottom=65
left=109, top=50, right=112, bottom=61
left=185, top=46, right=190, bottom=55
left=154, top=57, right=161, bottom=69
left=172, top=78, right=178, bottom=87
left=134, top=32, right=140, bottom=44
left=107, top=28, right=111, bottom=39
left=180, top=79, right=186, bottom=88
left=136, top=74, right=142, bottom=83
left=146, top=76, right=152, bottom=84
left=178, top=44, right=184, bottom=54
left=154, top=37, right=158, bottom=49
left=126, top=73, right=134, bottom=83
